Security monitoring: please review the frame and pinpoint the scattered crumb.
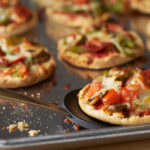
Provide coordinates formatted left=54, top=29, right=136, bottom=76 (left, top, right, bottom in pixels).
left=24, top=92, right=28, bottom=95
left=18, top=122, right=29, bottom=131
left=64, top=118, right=73, bottom=124
left=64, top=129, right=71, bottom=133
left=1, top=127, right=5, bottom=131
left=8, top=124, right=17, bottom=133
left=31, top=94, right=34, bottom=97
left=73, top=124, right=80, bottom=131
left=2, top=107, right=6, bottom=110
left=28, top=130, right=39, bottom=137
left=64, top=84, right=70, bottom=90
left=37, top=93, right=41, bottom=96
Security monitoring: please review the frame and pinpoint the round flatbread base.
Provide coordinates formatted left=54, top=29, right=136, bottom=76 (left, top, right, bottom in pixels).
left=46, top=8, right=110, bottom=28
left=131, top=0, right=150, bottom=14
left=0, top=12, right=37, bottom=36
left=0, top=50, right=56, bottom=88
left=58, top=32, right=144, bottom=70
left=78, top=85, right=150, bottom=125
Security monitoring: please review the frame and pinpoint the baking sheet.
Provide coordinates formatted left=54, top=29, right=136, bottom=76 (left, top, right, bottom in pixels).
left=0, top=0, right=150, bottom=149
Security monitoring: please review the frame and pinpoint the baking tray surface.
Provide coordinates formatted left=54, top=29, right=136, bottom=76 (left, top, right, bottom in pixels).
left=0, top=0, right=150, bottom=149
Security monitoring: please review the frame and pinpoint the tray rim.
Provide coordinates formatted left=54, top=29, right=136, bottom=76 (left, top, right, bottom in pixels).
left=1, top=124, right=150, bottom=149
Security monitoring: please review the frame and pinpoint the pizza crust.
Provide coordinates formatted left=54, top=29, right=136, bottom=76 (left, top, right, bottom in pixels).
left=131, top=0, right=150, bottom=14
left=0, top=12, right=37, bottom=36
left=58, top=31, right=144, bottom=70
left=0, top=49, right=56, bottom=88
left=46, top=8, right=110, bottom=28
left=78, top=85, right=150, bottom=125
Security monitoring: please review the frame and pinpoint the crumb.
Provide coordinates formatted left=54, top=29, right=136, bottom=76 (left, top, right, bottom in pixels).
left=1, top=127, right=5, bottom=131
left=8, top=124, right=17, bottom=133
left=17, top=122, right=29, bottom=131
left=64, top=129, right=71, bottom=133
left=31, top=94, right=34, bottom=97
left=24, top=92, right=28, bottom=95
left=64, top=118, right=73, bottom=124
left=2, top=107, right=6, bottom=110
left=30, top=111, right=33, bottom=115
left=64, top=84, right=70, bottom=90
left=37, top=93, right=41, bottom=96
left=28, top=130, right=39, bottom=137
left=73, top=124, right=80, bottom=131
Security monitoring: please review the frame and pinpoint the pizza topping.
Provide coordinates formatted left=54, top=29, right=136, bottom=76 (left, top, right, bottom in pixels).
left=54, top=0, right=127, bottom=20
left=64, top=24, right=139, bottom=58
left=0, top=37, right=50, bottom=78
left=87, top=82, right=102, bottom=98
left=87, top=68, right=150, bottom=116
left=0, top=3, right=31, bottom=26
left=74, top=0, right=89, bottom=5
left=103, top=0, right=124, bottom=13
left=101, top=89, right=121, bottom=106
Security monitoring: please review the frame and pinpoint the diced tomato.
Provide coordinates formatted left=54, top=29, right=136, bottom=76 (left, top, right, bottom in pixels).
left=0, top=49, right=5, bottom=56
left=74, top=0, right=88, bottom=5
left=95, top=101, right=104, bottom=110
left=14, top=4, right=31, bottom=21
left=144, top=69, right=150, bottom=79
left=101, top=89, right=121, bottom=106
left=87, top=82, right=102, bottom=98
left=120, top=85, right=140, bottom=111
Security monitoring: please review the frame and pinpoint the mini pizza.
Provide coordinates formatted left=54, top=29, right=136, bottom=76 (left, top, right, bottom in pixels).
left=33, top=0, right=53, bottom=7
left=130, top=0, right=150, bottom=14
left=58, top=23, right=144, bottom=69
left=46, top=0, right=111, bottom=28
left=0, top=1, right=37, bottom=36
left=0, top=36, right=56, bottom=88
left=78, top=68, right=150, bottom=125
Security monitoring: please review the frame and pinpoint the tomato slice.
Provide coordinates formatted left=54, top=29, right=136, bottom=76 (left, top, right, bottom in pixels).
left=74, top=0, right=88, bottom=5
left=120, top=85, right=140, bottom=111
left=87, top=82, right=102, bottom=98
left=101, top=89, right=121, bottom=106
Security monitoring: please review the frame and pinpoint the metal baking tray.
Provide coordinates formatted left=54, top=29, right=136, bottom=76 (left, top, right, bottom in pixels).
left=0, top=1, right=150, bottom=149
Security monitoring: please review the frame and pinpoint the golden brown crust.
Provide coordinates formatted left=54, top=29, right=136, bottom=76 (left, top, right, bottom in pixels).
left=58, top=31, right=144, bottom=70
left=0, top=49, right=56, bottom=88
left=78, top=84, right=150, bottom=125
left=131, top=0, right=150, bottom=14
left=0, top=12, right=37, bottom=36
left=46, top=8, right=110, bottom=28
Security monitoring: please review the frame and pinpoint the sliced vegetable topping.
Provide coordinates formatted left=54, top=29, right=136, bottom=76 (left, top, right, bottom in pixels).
left=86, top=68, right=150, bottom=115
left=0, top=37, right=50, bottom=78
left=87, top=82, right=102, bottom=98
left=67, top=24, right=138, bottom=58
left=102, top=89, right=121, bottom=106
left=0, top=3, right=31, bottom=26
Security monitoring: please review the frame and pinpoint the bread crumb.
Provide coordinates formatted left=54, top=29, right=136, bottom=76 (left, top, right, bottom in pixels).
left=8, top=124, right=17, bottom=133
left=2, top=107, right=6, bottom=110
left=17, top=122, right=29, bottom=131
left=28, top=130, right=39, bottom=137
